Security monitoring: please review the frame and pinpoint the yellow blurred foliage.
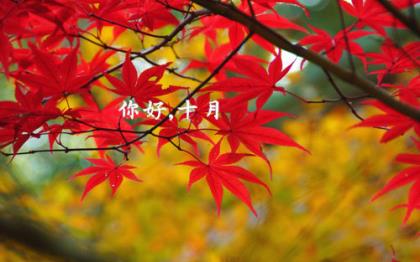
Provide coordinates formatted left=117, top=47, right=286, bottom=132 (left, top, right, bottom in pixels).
left=1, top=105, right=419, bottom=261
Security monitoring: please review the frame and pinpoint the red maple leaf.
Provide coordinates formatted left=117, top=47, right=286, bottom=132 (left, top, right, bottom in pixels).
left=340, top=0, right=418, bottom=35
left=76, top=98, right=142, bottom=153
left=205, top=51, right=292, bottom=110
left=251, top=0, right=308, bottom=15
left=190, top=3, right=307, bottom=53
left=366, top=40, right=420, bottom=84
left=0, top=84, right=62, bottom=154
left=140, top=112, right=214, bottom=157
left=0, top=1, right=79, bottom=48
left=86, top=0, right=180, bottom=31
left=372, top=140, right=420, bottom=223
left=183, top=40, right=266, bottom=80
left=105, top=51, right=182, bottom=106
left=353, top=97, right=420, bottom=143
left=206, top=105, right=307, bottom=173
left=0, top=30, right=12, bottom=76
left=403, top=76, right=420, bottom=97
left=180, top=93, right=213, bottom=127
left=178, top=141, right=270, bottom=215
left=15, top=44, right=91, bottom=100
left=72, top=155, right=142, bottom=200
left=299, top=26, right=371, bottom=64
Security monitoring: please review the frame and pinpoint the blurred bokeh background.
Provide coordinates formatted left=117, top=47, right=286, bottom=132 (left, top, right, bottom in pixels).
left=0, top=1, right=419, bottom=261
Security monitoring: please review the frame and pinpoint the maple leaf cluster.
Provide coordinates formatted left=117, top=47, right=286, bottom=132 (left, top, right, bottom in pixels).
left=0, top=0, right=418, bottom=224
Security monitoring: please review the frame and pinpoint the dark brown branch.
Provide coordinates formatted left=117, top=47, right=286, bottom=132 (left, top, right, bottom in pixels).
left=322, top=68, right=364, bottom=120
left=247, top=0, right=255, bottom=17
left=286, top=90, right=370, bottom=104
left=166, top=138, right=205, bottom=164
left=191, top=0, right=420, bottom=121
left=74, top=33, right=201, bottom=83
left=89, top=13, right=167, bottom=39
left=0, top=129, right=209, bottom=157
left=322, top=70, right=388, bottom=130
left=0, top=211, right=117, bottom=262
left=0, top=146, right=125, bottom=156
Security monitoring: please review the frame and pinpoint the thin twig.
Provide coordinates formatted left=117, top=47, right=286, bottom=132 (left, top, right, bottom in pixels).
left=78, top=10, right=209, bottom=90
left=335, top=0, right=356, bottom=72
left=89, top=13, right=167, bottom=39
left=377, top=0, right=420, bottom=37
left=286, top=90, right=370, bottom=104
left=322, top=68, right=363, bottom=120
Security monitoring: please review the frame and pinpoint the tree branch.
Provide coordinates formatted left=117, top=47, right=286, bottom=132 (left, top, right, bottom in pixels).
left=191, top=0, right=420, bottom=121
left=0, top=211, right=118, bottom=262
left=322, top=68, right=364, bottom=121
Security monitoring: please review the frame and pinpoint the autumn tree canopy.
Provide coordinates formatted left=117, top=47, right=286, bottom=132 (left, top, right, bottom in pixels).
left=0, top=0, right=419, bottom=233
